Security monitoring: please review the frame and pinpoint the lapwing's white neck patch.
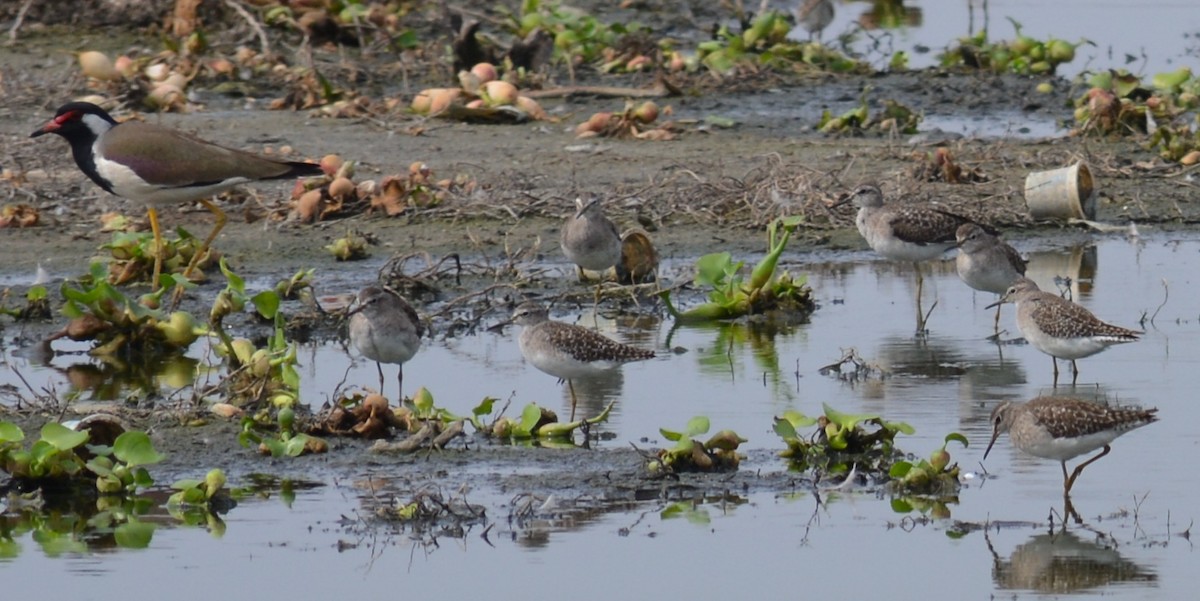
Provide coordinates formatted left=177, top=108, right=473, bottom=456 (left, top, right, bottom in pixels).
left=81, top=113, right=115, bottom=137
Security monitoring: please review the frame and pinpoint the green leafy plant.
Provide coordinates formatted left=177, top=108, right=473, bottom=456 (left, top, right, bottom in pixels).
left=660, top=216, right=810, bottom=322
left=168, top=468, right=232, bottom=538
left=817, top=87, right=922, bottom=134
left=208, top=258, right=302, bottom=408
left=647, top=416, right=746, bottom=473
left=503, top=0, right=645, bottom=68
left=84, top=431, right=165, bottom=494
left=774, top=403, right=914, bottom=472
left=888, top=433, right=969, bottom=495
left=0, top=422, right=88, bottom=481
left=168, top=468, right=228, bottom=507
left=56, top=262, right=204, bottom=359
left=0, top=285, right=51, bottom=320
left=101, top=227, right=216, bottom=285
left=940, top=18, right=1085, bottom=75
left=238, top=405, right=326, bottom=457
left=486, top=400, right=614, bottom=442
left=697, top=11, right=864, bottom=75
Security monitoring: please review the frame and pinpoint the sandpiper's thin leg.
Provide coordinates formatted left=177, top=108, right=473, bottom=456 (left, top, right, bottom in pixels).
left=1051, top=358, right=1060, bottom=387
left=1071, top=360, right=1080, bottom=386
left=376, top=362, right=386, bottom=394
left=1065, top=445, right=1111, bottom=495
left=567, top=379, right=579, bottom=422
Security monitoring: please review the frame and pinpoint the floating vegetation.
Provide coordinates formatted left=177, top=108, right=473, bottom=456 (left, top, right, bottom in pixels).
left=774, top=403, right=913, bottom=473
left=698, top=11, right=865, bottom=75
left=645, top=416, right=745, bottom=473
left=660, top=216, right=812, bottom=322
left=887, top=433, right=969, bottom=496
left=941, top=18, right=1085, bottom=76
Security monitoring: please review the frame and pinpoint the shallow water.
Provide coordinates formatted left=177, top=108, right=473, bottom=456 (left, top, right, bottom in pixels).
left=5, top=230, right=1198, bottom=598
left=802, top=0, right=1199, bottom=78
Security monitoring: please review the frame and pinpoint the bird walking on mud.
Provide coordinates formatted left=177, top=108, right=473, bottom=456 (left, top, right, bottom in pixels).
left=348, top=286, right=423, bottom=399
left=30, top=101, right=322, bottom=297
left=987, top=278, right=1140, bottom=386
left=836, top=184, right=983, bottom=332
left=953, top=223, right=1026, bottom=337
left=983, top=396, right=1157, bottom=496
left=509, top=301, right=654, bottom=421
left=561, top=196, right=623, bottom=308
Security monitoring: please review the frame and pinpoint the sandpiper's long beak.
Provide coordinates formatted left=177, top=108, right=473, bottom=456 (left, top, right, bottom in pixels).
left=831, top=193, right=852, bottom=208
left=984, top=295, right=1009, bottom=310
left=983, top=429, right=1001, bottom=460
left=487, top=316, right=515, bottom=333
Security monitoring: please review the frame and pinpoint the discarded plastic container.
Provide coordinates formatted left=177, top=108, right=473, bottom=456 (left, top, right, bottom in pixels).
left=1024, top=162, right=1095, bottom=220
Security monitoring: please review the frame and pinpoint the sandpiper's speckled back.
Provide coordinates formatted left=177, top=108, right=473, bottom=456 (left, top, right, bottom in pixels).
left=989, top=396, right=1157, bottom=462
left=845, top=184, right=979, bottom=263
left=955, top=223, right=1026, bottom=294
left=999, top=278, right=1140, bottom=359
left=561, top=197, right=622, bottom=272
left=512, top=302, right=654, bottom=380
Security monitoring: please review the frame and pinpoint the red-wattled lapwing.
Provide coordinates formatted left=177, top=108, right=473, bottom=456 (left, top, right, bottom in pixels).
left=30, top=101, right=322, bottom=292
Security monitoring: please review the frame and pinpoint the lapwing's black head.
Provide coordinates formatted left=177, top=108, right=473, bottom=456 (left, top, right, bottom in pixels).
left=30, top=102, right=118, bottom=142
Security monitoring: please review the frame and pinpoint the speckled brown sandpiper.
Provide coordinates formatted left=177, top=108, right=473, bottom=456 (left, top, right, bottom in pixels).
left=511, top=301, right=654, bottom=420
left=836, top=184, right=983, bottom=331
left=987, top=277, right=1140, bottom=386
left=954, top=223, right=1027, bottom=335
left=984, top=396, right=1157, bottom=495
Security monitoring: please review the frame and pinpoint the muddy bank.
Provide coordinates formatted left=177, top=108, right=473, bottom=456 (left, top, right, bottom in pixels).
left=0, top=4, right=1193, bottom=515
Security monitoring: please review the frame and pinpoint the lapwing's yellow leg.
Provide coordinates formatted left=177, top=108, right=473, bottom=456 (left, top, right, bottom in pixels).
left=172, top=199, right=228, bottom=307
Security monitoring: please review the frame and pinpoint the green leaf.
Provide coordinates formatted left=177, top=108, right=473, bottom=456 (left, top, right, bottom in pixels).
left=944, top=432, right=969, bottom=448
left=517, top=403, right=542, bottom=437
left=695, top=252, right=733, bottom=287
left=392, top=29, right=419, bottom=50
left=683, top=416, right=710, bottom=437
left=86, top=456, right=114, bottom=477
left=671, top=437, right=696, bottom=453
left=472, top=397, right=497, bottom=418
left=133, top=467, right=155, bottom=489
left=884, top=420, right=916, bottom=435
left=219, top=257, right=244, bottom=293
left=781, top=410, right=817, bottom=429
left=888, top=461, right=913, bottom=478
left=890, top=498, right=914, bottom=513
left=171, top=478, right=203, bottom=491
left=41, top=423, right=89, bottom=451
left=772, top=416, right=798, bottom=440
left=114, top=521, right=155, bottom=549
left=251, top=290, right=280, bottom=320
left=283, top=435, right=308, bottom=457
left=0, top=421, right=23, bottom=443
left=113, top=431, right=165, bottom=467
left=659, top=428, right=683, bottom=442
left=822, top=403, right=878, bottom=431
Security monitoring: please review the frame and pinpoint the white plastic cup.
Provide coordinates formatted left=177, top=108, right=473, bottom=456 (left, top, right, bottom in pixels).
left=1024, top=162, right=1095, bottom=220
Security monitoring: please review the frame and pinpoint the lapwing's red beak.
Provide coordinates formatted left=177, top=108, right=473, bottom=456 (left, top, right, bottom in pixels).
left=30, top=120, right=57, bottom=138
